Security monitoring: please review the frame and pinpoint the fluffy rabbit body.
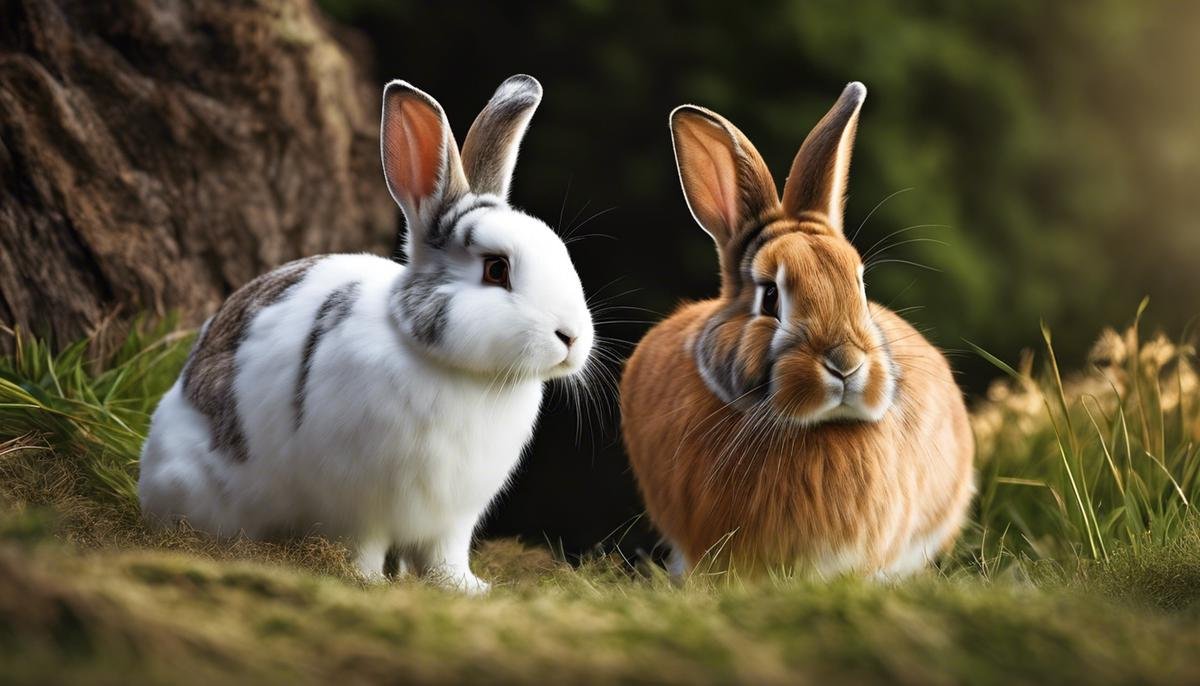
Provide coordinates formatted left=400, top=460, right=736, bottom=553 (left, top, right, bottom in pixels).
left=621, top=83, right=974, bottom=577
left=139, top=76, right=593, bottom=592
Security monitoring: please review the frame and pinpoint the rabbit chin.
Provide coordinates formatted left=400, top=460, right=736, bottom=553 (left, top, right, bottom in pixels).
left=543, top=348, right=592, bottom=380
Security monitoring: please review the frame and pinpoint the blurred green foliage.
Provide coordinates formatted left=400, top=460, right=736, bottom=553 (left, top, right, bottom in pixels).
left=320, top=0, right=1200, bottom=388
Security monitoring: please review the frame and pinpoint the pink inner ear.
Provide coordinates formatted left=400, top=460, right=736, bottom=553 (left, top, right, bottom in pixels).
left=383, top=96, right=444, bottom=209
left=676, top=116, right=740, bottom=239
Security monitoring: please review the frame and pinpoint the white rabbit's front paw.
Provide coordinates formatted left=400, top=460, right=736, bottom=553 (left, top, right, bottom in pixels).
left=455, top=573, right=491, bottom=596
left=425, top=565, right=490, bottom=594
left=435, top=568, right=490, bottom=595
left=355, top=541, right=389, bottom=583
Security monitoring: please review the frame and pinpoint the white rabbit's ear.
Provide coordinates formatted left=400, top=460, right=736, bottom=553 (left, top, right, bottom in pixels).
left=781, top=82, right=866, bottom=236
left=381, top=80, right=469, bottom=234
left=670, top=105, right=779, bottom=249
left=460, top=74, right=543, bottom=199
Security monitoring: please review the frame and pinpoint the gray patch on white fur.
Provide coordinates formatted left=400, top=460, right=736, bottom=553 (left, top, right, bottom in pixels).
left=294, top=280, right=361, bottom=429
left=182, top=256, right=323, bottom=463
left=461, top=221, right=478, bottom=249
left=392, top=266, right=452, bottom=345
left=427, top=194, right=500, bottom=250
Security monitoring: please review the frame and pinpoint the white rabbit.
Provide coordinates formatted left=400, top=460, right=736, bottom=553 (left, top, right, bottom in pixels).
left=138, top=75, right=594, bottom=593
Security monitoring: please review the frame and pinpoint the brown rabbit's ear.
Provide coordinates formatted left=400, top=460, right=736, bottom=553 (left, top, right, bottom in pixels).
left=381, top=80, right=469, bottom=236
left=780, top=82, right=866, bottom=236
left=670, top=105, right=780, bottom=250
left=460, top=74, right=542, bottom=199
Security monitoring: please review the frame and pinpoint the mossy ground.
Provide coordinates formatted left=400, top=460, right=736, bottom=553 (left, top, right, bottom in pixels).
left=4, top=515, right=1200, bottom=685
left=1, top=312, right=1198, bottom=684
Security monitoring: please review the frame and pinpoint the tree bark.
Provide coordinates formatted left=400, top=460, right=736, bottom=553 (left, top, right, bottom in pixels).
left=0, top=0, right=396, bottom=351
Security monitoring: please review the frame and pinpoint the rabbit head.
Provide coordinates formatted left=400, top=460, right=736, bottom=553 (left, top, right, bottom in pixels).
left=381, top=75, right=593, bottom=381
left=670, top=83, right=896, bottom=425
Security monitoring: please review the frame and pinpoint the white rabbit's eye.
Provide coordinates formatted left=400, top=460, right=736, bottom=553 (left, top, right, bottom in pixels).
left=759, top=283, right=780, bottom=319
left=482, top=255, right=511, bottom=289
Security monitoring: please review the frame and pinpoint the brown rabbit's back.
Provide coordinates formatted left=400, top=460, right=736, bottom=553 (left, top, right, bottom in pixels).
left=621, top=299, right=974, bottom=575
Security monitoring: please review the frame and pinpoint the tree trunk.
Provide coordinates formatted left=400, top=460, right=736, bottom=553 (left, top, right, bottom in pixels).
left=0, top=0, right=396, bottom=351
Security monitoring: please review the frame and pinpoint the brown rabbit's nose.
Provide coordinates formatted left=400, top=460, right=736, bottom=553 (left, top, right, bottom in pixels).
left=823, top=347, right=865, bottom=380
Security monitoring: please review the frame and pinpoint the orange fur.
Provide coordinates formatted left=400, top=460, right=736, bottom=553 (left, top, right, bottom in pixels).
left=622, top=85, right=974, bottom=576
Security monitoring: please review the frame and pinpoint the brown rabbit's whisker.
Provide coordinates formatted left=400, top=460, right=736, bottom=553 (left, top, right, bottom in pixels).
left=849, top=187, right=915, bottom=244
left=729, top=397, right=794, bottom=494
left=667, top=379, right=777, bottom=471
left=878, top=277, right=920, bottom=311
left=872, top=328, right=936, bottom=352
left=886, top=360, right=943, bottom=382
left=705, top=390, right=787, bottom=491
left=703, top=407, right=763, bottom=491
left=723, top=400, right=779, bottom=479
left=862, top=236, right=950, bottom=263
left=864, top=258, right=942, bottom=274
left=859, top=223, right=952, bottom=261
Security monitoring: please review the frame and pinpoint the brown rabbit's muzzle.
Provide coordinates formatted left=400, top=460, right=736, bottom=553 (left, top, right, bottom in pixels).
left=769, top=335, right=895, bottom=425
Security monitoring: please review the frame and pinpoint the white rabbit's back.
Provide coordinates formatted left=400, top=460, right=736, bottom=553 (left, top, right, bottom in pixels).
left=140, top=254, right=393, bottom=535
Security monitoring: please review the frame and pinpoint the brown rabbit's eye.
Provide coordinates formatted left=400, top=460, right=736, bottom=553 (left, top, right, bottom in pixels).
left=759, top=283, right=780, bottom=319
left=482, top=256, right=510, bottom=289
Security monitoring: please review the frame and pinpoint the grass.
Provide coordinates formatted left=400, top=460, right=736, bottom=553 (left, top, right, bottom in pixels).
left=966, top=300, right=1200, bottom=570
left=1, top=308, right=1199, bottom=684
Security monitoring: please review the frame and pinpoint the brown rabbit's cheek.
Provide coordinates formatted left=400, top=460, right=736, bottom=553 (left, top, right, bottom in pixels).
left=770, top=353, right=829, bottom=419
left=695, top=311, right=760, bottom=404
left=707, top=317, right=744, bottom=363
left=736, top=320, right=776, bottom=388
left=853, top=317, right=894, bottom=414
left=861, top=357, right=888, bottom=409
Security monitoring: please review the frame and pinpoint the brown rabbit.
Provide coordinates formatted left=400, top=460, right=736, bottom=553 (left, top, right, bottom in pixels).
left=621, top=83, right=974, bottom=577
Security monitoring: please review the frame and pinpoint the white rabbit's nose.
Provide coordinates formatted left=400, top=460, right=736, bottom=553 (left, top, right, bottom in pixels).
left=555, top=329, right=576, bottom=348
